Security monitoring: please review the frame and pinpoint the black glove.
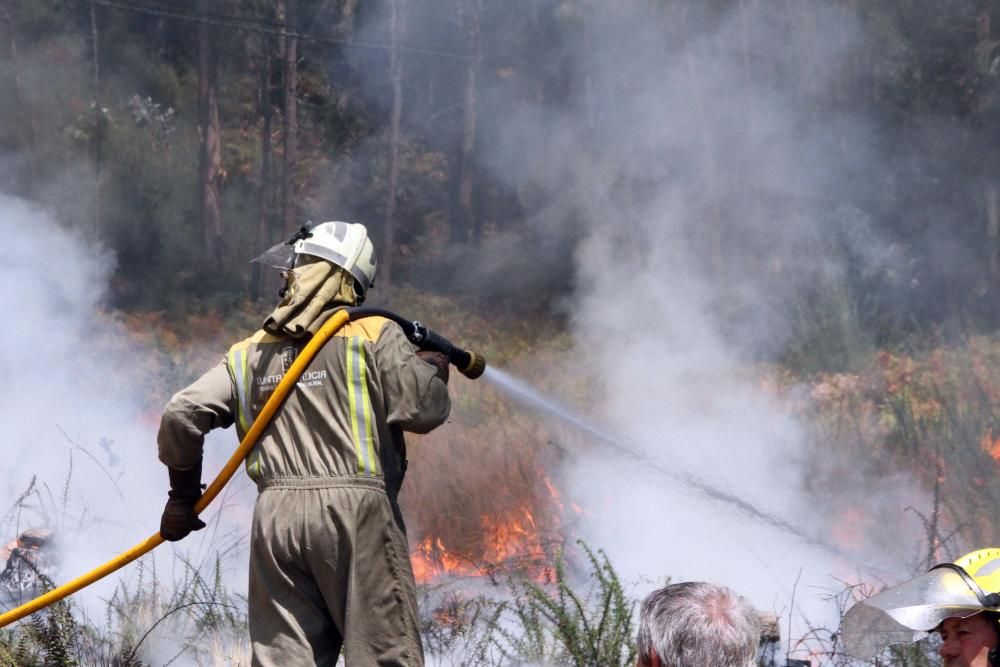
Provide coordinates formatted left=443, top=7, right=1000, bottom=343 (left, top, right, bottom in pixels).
left=159, top=462, right=207, bottom=542
left=417, top=350, right=450, bottom=384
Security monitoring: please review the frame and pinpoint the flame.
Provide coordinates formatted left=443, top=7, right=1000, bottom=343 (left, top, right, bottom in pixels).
left=543, top=475, right=564, bottom=513
left=410, top=478, right=568, bottom=584
left=411, top=537, right=477, bottom=581
left=982, top=428, right=1000, bottom=462
left=411, top=507, right=558, bottom=583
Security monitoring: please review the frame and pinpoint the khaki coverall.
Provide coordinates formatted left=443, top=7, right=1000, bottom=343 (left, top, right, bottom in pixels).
left=158, top=309, right=450, bottom=666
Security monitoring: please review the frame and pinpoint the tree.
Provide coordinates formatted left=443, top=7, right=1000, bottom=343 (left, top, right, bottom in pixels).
left=0, top=4, right=37, bottom=199
left=251, top=30, right=277, bottom=301
left=197, top=0, right=224, bottom=266
left=450, top=0, right=481, bottom=244
left=90, top=2, right=101, bottom=238
left=280, top=0, right=299, bottom=239
left=382, top=0, right=406, bottom=287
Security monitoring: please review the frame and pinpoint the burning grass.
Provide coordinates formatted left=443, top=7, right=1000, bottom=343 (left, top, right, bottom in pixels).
left=26, top=290, right=995, bottom=665
left=402, top=413, right=570, bottom=585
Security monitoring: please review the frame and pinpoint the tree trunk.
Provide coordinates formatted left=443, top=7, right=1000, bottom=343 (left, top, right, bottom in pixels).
left=452, top=0, right=481, bottom=244
left=90, top=3, right=101, bottom=239
left=338, top=0, right=360, bottom=35
left=1, top=7, right=35, bottom=197
left=281, top=0, right=299, bottom=239
left=382, top=0, right=406, bottom=289
left=978, top=11, right=1000, bottom=288
left=987, top=182, right=999, bottom=284
left=197, top=0, right=223, bottom=267
left=251, top=43, right=275, bottom=300
left=680, top=0, right=722, bottom=273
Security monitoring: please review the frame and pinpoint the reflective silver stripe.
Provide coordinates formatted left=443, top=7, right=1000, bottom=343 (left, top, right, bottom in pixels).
left=347, top=336, right=377, bottom=475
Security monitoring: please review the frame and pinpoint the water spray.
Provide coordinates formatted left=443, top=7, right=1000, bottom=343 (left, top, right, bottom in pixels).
left=482, top=366, right=888, bottom=575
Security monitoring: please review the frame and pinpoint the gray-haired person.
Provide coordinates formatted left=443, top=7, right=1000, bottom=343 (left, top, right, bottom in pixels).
left=636, top=581, right=760, bottom=667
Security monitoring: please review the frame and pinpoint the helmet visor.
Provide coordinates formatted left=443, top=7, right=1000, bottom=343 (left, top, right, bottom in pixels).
left=840, top=567, right=987, bottom=659
left=251, top=222, right=323, bottom=269
left=251, top=241, right=296, bottom=270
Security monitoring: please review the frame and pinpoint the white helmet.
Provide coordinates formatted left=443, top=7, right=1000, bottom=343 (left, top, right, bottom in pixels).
left=254, top=221, right=378, bottom=297
left=293, top=221, right=377, bottom=296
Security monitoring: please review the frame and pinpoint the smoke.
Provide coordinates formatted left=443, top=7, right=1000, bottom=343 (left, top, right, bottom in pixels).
left=1, top=0, right=980, bottom=661
left=0, top=194, right=253, bottom=661
left=344, top=0, right=940, bottom=650
left=478, top=2, right=928, bottom=640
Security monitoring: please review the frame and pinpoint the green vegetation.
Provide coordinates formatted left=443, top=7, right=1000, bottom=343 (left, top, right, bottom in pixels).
left=0, top=0, right=996, bottom=333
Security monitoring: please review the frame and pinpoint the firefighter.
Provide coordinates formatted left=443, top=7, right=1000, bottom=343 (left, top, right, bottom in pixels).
left=156, top=221, right=450, bottom=666
left=841, top=548, right=1000, bottom=667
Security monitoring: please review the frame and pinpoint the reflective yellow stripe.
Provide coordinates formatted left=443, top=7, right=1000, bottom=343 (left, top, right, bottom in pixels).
left=346, top=336, right=376, bottom=475
left=227, top=347, right=261, bottom=480
left=358, top=341, right=378, bottom=475
left=227, top=348, right=252, bottom=432
left=246, top=452, right=262, bottom=480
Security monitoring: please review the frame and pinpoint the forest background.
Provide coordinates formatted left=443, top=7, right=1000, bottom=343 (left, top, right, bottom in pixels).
left=0, top=0, right=998, bottom=665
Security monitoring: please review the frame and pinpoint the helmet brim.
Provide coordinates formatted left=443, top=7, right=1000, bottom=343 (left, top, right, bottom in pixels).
left=840, top=566, right=994, bottom=659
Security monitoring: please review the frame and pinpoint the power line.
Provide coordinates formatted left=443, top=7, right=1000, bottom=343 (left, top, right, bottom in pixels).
left=84, top=0, right=474, bottom=63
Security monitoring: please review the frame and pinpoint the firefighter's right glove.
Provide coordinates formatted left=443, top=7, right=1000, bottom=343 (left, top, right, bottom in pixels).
left=159, top=463, right=207, bottom=542
left=417, top=350, right=450, bottom=384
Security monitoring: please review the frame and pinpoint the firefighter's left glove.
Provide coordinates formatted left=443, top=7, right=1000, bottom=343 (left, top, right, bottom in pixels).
left=159, top=463, right=207, bottom=542
left=417, top=350, right=450, bottom=384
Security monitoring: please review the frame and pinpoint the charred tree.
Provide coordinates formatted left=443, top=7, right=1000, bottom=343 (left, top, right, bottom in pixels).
left=197, top=0, right=224, bottom=267
left=280, top=0, right=299, bottom=238
left=382, top=0, right=406, bottom=288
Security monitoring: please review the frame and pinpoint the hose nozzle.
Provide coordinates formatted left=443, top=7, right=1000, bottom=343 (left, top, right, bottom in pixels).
left=458, top=351, right=486, bottom=379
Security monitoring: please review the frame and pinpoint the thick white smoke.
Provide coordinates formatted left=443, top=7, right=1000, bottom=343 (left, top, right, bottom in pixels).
left=341, top=0, right=935, bottom=654
left=464, top=2, right=927, bottom=652
left=0, top=194, right=252, bottom=662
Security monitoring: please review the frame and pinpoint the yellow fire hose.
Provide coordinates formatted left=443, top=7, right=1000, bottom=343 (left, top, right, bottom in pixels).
left=0, top=309, right=351, bottom=629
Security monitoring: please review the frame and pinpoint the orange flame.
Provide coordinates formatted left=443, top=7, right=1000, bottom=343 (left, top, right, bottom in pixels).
left=982, top=428, right=1000, bottom=462
left=543, top=475, right=564, bottom=513
left=410, top=477, right=567, bottom=584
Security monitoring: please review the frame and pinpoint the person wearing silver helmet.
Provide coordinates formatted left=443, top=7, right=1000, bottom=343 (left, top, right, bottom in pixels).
left=841, top=548, right=1000, bottom=667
